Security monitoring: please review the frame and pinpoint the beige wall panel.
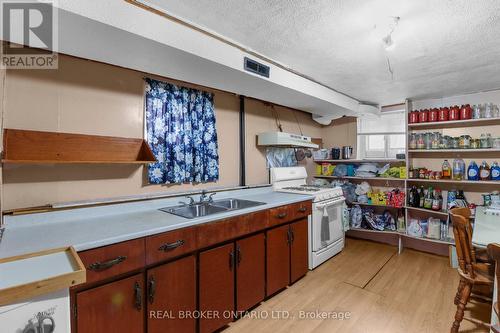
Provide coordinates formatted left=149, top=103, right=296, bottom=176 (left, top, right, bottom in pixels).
left=2, top=55, right=240, bottom=210
left=244, top=99, right=322, bottom=185
left=320, top=116, right=357, bottom=156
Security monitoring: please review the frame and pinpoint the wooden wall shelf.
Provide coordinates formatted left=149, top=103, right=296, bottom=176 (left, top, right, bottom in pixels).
left=2, top=129, right=157, bottom=164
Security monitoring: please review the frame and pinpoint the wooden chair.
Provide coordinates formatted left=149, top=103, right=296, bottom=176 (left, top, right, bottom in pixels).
left=487, top=243, right=500, bottom=333
left=451, top=207, right=489, bottom=262
left=450, top=209, right=493, bottom=333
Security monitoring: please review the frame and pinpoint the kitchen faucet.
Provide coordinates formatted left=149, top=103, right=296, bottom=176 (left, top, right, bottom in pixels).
left=199, top=190, right=216, bottom=204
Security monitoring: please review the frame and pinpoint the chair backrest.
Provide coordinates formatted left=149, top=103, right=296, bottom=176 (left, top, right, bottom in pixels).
left=487, top=243, right=500, bottom=318
left=450, top=208, right=475, bottom=276
left=450, top=207, right=477, bottom=260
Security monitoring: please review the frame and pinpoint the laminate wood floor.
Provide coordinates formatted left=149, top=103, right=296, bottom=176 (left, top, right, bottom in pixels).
left=226, top=238, right=491, bottom=333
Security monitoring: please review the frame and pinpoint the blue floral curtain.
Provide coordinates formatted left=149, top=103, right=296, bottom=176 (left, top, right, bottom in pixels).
left=145, top=78, right=219, bottom=184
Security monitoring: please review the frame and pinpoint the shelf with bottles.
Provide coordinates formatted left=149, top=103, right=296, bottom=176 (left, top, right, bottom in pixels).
left=313, top=158, right=405, bottom=164
left=408, top=131, right=499, bottom=152
left=407, top=159, right=500, bottom=184
left=349, top=201, right=403, bottom=209
left=314, top=175, right=405, bottom=182
left=408, top=117, right=500, bottom=130
left=408, top=103, right=500, bottom=130
left=408, top=148, right=500, bottom=154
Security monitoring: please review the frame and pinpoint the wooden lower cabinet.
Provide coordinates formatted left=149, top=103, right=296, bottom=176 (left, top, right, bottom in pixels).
left=290, top=219, right=309, bottom=283
left=236, top=233, right=265, bottom=312
left=76, top=274, right=145, bottom=333
left=266, top=224, right=291, bottom=296
left=199, top=243, right=235, bottom=333
left=147, top=255, right=196, bottom=333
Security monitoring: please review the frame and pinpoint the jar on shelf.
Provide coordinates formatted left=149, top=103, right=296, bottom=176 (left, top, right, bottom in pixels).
left=416, top=133, right=425, bottom=149
left=409, top=111, right=419, bottom=123
left=438, top=107, right=449, bottom=121
left=472, top=104, right=482, bottom=119
left=440, top=135, right=452, bottom=149
left=492, top=104, right=500, bottom=118
left=451, top=137, right=460, bottom=149
left=418, top=109, right=429, bottom=123
left=408, top=133, right=417, bottom=149
left=471, top=138, right=481, bottom=149
left=424, top=132, right=432, bottom=150
left=459, top=135, right=471, bottom=149
left=493, top=137, right=500, bottom=149
left=480, top=133, right=492, bottom=148
left=484, top=103, right=493, bottom=118
left=449, top=105, right=460, bottom=120
left=460, top=104, right=472, bottom=120
left=431, top=132, right=441, bottom=149
left=429, top=108, right=439, bottom=122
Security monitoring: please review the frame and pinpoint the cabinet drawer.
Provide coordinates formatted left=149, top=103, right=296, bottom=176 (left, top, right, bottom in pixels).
left=145, top=227, right=198, bottom=265
left=269, top=202, right=311, bottom=226
left=238, top=210, right=269, bottom=237
left=292, top=201, right=312, bottom=220
left=269, top=205, right=293, bottom=226
left=79, top=238, right=145, bottom=284
left=197, top=217, right=241, bottom=249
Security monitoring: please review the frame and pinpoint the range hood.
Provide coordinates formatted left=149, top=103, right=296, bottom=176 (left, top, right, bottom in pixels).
left=257, top=132, right=319, bottom=149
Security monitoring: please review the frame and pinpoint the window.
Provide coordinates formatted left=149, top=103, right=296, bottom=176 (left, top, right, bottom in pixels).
left=357, top=110, right=406, bottom=159
left=144, top=78, right=219, bottom=184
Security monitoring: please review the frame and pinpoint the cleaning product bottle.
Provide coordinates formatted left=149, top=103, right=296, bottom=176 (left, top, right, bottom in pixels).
left=442, top=160, right=451, bottom=179
left=452, top=158, right=465, bottom=180
left=492, top=161, right=500, bottom=181
left=467, top=161, right=480, bottom=181
left=419, top=186, right=425, bottom=208
left=479, top=161, right=491, bottom=180
left=424, top=187, right=434, bottom=209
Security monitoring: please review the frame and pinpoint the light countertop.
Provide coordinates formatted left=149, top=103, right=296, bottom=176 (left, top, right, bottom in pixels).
left=0, top=187, right=313, bottom=259
left=472, top=206, right=500, bottom=248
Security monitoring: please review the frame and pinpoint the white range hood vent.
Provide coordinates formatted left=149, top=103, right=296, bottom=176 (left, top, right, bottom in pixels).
left=257, top=132, right=319, bottom=149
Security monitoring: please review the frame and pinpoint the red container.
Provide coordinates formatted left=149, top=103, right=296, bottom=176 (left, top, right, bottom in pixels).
left=460, top=104, right=472, bottom=120
left=449, top=105, right=460, bottom=121
left=438, top=107, right=449, bottom=121
left=409, top=111, right=419, bottom=123
left=418, top=109, right=429, bottom=123
left=429, top=108, right=439, bottom=122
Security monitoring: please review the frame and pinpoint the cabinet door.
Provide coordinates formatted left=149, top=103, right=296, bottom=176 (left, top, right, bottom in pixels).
left=290, top=218, right=309, bottom=283
left=236, top=233, right=265, bottom=312
left=76, top=274, right=144, bottom=333
left=266, top=224, right=290, bottom=296
left=147, top=255, right=196, bottom=333
left=199, top=243, right=235, bottom=333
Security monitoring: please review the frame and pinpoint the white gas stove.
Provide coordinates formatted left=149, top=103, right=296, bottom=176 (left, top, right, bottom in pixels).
left=270, top=167, right=345, bottom=269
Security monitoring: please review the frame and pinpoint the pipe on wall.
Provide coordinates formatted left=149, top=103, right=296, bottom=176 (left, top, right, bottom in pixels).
left=239, top=95, right=246, bottom=186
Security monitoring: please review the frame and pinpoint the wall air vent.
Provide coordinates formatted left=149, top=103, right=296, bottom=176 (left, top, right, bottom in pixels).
left=244, top=57, right=270, bottom=78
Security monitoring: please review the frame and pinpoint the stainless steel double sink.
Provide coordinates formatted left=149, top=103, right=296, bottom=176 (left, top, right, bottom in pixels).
left=159, top=198, right=266, bottom=219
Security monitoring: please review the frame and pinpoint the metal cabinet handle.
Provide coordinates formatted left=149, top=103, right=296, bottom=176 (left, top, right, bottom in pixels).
left=148, top=276, right=156, bottom=304
left=134, top=282, right=142, bottom=311
left=298, top=206, right=307, bottom=212
left=158, top=239, right=185, bottom=252
left=286, top=229, right=291, bottom=245
left=236, top=245, right=241, bottom=266
left=290, top=229, right=295, bottom=244
left=88, top=255, right=127, bottom=271
left=229, top=250, right=235, bottom=270
left=277, top=212, right=287, bottom=219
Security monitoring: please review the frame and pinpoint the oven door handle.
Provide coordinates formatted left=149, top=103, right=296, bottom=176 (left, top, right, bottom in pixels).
left=315, top=197, right=345, bottom=210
